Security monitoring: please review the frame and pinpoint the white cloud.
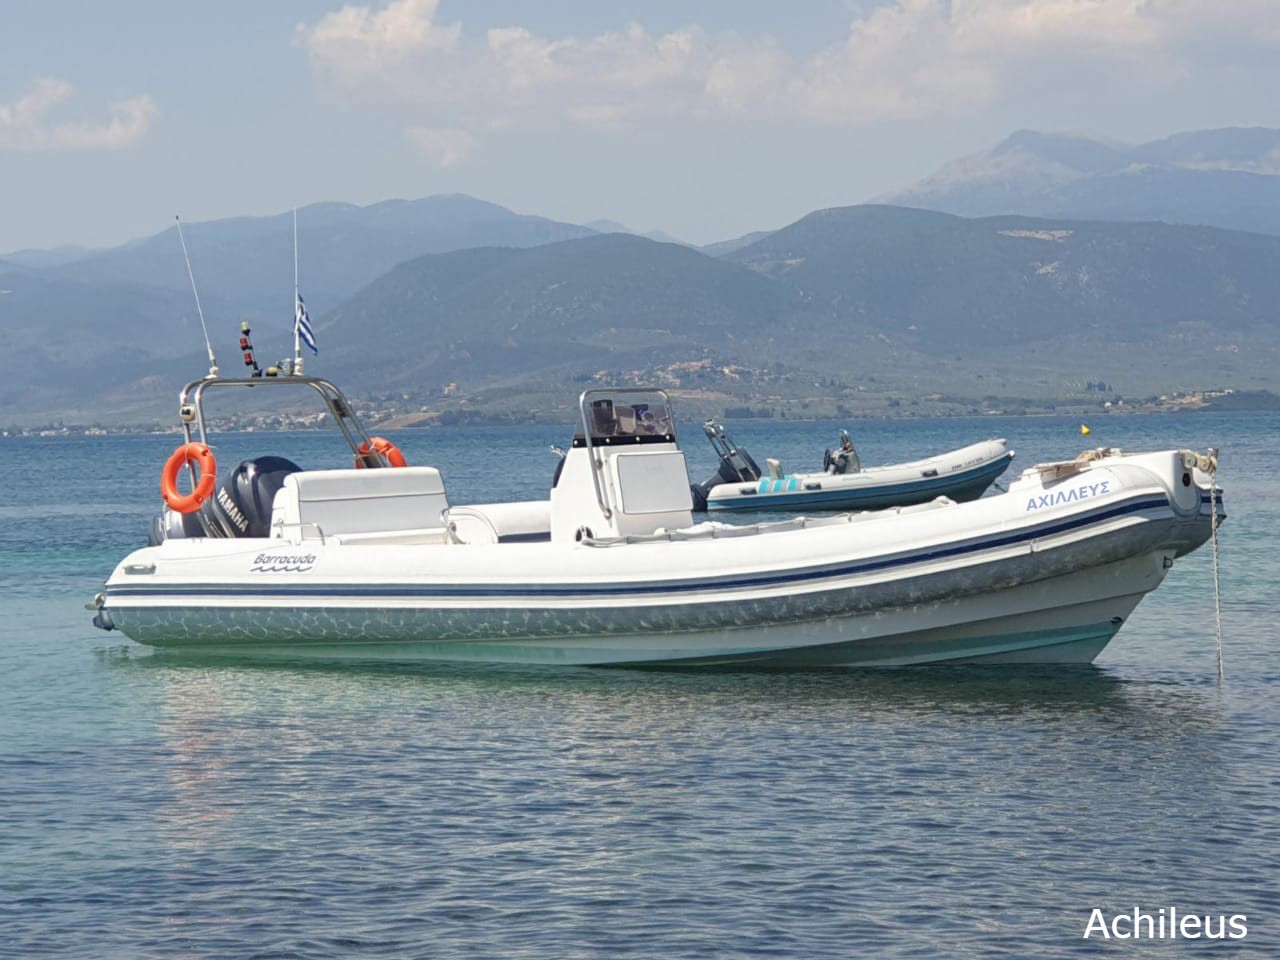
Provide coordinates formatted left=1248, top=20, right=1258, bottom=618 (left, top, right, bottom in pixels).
left=705, top=41, right=789, bottom=115
left=485, top=26, right=572, bottom=96
left=956, top=0, right=1163, bottom=53
left=299, top=1, right=1280, bottom=155
left=574, top=23, right=707, bottom=93
left=0, top=78, right=155, bottom=152
left=405, top=125, right=477, bottom=166
left=789, top=1, right=996, bottom=123
left=777, top=0, right=1191, bottom=125
left=303, top=0, right=461, bottom=83
left=478, top=22, right=713, bottom=121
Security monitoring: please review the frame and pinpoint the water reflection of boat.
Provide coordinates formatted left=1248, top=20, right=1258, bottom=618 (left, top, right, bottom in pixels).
left=92, top=374, right=1223, bottom=667
left=692, top=421, right=1014, bottom=512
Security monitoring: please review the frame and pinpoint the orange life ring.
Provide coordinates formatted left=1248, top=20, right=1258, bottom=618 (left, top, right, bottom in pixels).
left=355, top=436, right=407, bottom=469
left=161, top=442, right=217, bottom=514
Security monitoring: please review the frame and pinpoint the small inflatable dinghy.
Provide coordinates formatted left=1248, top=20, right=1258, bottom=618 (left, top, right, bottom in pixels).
left=692, top=422, right=1015, bottom=512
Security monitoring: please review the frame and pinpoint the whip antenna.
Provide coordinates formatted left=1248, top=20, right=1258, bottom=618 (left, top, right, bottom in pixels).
left=175, top=215, right=218, bottom=378
left=293, top=208, right=301, bottom=375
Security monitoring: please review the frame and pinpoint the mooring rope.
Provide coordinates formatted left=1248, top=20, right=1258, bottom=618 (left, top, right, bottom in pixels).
left=1207, top=447, right=1223, bottom=680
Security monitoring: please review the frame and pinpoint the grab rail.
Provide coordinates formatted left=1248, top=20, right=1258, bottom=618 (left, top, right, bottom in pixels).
left=577, top=387, right=675, bottom=522
left=270, top=519, right=327, bottom=544
left=442, top=506, right=502, bottom=544
left=178, top=375, right=382, bottom=465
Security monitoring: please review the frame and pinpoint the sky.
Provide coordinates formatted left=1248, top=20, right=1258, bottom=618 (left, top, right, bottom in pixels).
left=3, top=0, right=1280, bottom=252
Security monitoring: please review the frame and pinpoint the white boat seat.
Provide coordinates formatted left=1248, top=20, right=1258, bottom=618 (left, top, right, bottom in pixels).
left=766, top=458, right=784, bottom=480
left=448, top=501, right=552, bottom=544
left=271, top=467, right=449, bottom=541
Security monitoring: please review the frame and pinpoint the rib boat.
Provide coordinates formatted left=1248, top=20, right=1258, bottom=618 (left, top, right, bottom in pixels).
left=692, top=421, right=1014, bottom=512
left=91, top=374, right=1223, bottom=667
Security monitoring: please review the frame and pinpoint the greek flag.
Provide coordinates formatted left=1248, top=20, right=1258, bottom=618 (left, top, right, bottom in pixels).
left=295, top=292, right=318, bottom=354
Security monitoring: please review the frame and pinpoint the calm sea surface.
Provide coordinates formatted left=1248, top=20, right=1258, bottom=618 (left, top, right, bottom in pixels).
left=2, top=411, right=1277, bottom=958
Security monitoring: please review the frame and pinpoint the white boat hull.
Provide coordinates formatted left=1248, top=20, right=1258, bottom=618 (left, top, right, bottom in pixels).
left=98, top=449, right=1220, bottom=667
left=104, top=555, right=1154, bottom=667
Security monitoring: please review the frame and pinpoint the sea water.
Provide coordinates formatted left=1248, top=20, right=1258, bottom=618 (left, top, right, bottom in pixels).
left=1, top=412, right=1277, bottom=958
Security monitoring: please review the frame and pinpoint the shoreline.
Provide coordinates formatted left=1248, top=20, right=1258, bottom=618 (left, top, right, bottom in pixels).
left=4, top=394, right=1272, bottom=439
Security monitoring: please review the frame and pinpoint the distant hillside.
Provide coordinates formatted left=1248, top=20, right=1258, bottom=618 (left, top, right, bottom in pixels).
left=581, top=219, right=690, bottom=246
left=583, top=219, right=631, bottom=234
left=5, top=204, right=1279, bottom=426
left=0, top=246, right=97, bottom=269
left=307, top=207, right=1280, bottom=418
left=317, top=233, right=800, bottom=391
left=0, top=267, right=198, bottom=417
left=41, top=195, right=596, bottom=322
left=726, top=204, right=1280, bottom=348
left=0, top=195, right=599, bottom=420
left=881, top=127, right=1280, bottom=235
left=701, top=230, right=774, bottom=258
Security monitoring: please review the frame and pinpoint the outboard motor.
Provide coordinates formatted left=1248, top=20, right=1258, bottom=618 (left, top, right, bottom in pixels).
left=147, top=455, right=301, bottom=543
left=147, top=507, right=206, bottom=545
left=691, top=420, right=762, bottom=511
left=823, top=428, right=861, bottom=476
left=201, top=455, right=302, bottom=538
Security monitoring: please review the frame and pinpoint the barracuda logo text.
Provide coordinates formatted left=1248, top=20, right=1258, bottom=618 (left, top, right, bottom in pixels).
left=250, top=553, right=316, bottom=573
left=1027, top=481, right=1110, bottom=512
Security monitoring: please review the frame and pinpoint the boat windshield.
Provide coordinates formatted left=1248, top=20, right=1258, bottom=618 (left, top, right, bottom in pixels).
left=587, top=393, right=674, bottom=439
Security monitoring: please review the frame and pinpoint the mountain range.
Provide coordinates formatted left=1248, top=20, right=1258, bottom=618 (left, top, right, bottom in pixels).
left=0, top=195, right=599, bottom=421
left=32, top=195, right=596, bottom=335
left=880, top=127, right=1280, bottom=235
left=318, top=232, right=795, bottom=393
left=4, top=126, right=1280, bottom=427
left=300, top=206, right=1277, bottom=422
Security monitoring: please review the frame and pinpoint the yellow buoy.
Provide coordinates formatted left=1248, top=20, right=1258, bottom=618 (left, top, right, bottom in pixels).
left=1080, top=424, right=1092, bottom=436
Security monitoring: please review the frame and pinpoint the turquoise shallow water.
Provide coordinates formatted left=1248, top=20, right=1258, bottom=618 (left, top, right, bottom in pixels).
left=2, top=412, right=1277, bottom=957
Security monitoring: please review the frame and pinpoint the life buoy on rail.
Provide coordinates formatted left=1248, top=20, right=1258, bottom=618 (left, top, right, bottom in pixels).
left=161, top=442, right=217, bottom=514
left=355, top=436, right=407, bottom=469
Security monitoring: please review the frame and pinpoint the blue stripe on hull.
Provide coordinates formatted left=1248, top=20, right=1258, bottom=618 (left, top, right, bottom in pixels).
left=107, top=493, right=1175, bottom=603
left=707, top=453, right=1014, bottom=512
left=108, top=536, right=1170, bottom=659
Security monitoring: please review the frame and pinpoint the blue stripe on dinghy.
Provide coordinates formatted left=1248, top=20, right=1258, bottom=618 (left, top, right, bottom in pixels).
left=108, top=493, right=1174, bottom=601
left=707, top=453, right=1014, bottom=510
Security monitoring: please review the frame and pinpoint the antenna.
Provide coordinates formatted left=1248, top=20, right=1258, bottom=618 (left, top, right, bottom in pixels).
left=293, top=207, right=302, bottom=376
left=176, top=216, right=218, bottom=378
